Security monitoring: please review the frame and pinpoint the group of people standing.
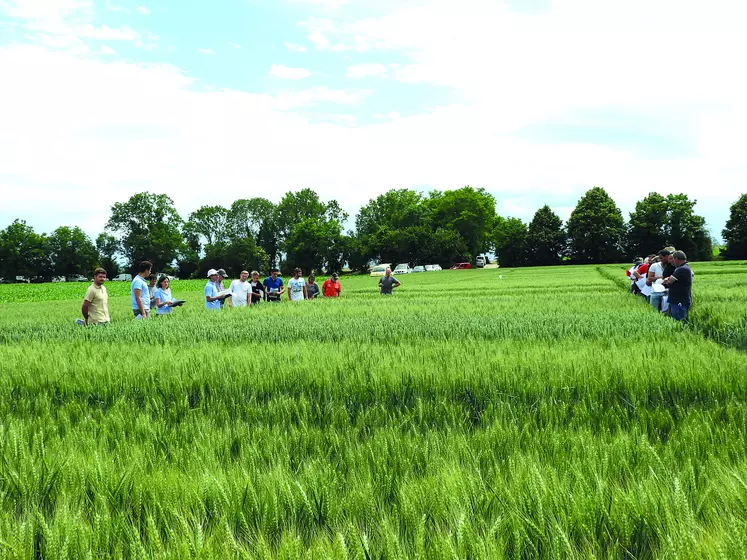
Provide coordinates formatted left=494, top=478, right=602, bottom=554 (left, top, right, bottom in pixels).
left=627, top=247, right=693, bottom=321
left=203, top=266, right=342, bottom=310
left=79, top=262, right=403, bottom=326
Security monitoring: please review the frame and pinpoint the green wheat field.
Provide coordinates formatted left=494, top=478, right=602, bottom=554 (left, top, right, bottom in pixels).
left=1, top=263, right=746, bottom=559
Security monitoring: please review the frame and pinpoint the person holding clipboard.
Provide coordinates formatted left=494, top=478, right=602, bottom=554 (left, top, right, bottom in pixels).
left=205, top=269, right=231, bottom=310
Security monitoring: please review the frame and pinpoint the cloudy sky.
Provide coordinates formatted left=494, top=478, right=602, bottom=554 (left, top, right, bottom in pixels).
left=1, top=0, right=744, bottom=240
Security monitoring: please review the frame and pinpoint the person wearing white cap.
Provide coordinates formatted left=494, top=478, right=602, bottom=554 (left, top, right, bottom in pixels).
left=205, top=269, right=227, bottom=311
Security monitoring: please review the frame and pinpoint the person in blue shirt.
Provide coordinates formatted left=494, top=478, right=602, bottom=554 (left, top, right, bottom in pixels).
left=263, top=268, right=285, bottom=302
left=131, top=261, right=152, bottom=318
left=154, top=275, right=176, bottom=315
left=205, top=269, right=226, bottom=310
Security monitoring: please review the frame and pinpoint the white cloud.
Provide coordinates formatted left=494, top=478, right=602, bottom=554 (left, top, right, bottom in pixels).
left=0, top=0, right=744, bottom=238
left=269, top=63, right=312, bottom=80
left=288, top=0, right=350, bottom=9
left=99, top=44, right=116, bottom=55
left=105, top=0, right=130, bottom=14
left=273, top=86, right=370, bottom=109
left=135, top=6, right=150, bottom=15
left=77, top=24, right=140, bottom=41
left=197, top=47, right=215, bottom=55
left=284, top=41, right=308, bottom=53
left=136, top=40, right=157, bottom=51
left=229, top=42, right=241, bottom=49
left=307, top=29, right=330, bottom=49
left=373, top=111, right=400, bottom=120
left=346, top=63, right=387, bottom=79
left=2, top=1, right=144, bottom=52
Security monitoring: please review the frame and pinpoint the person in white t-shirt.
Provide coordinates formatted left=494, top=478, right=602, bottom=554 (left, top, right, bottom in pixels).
left=636, top=254, right=655, bottom=301
left=287, top=268, right=307, bottom=301
left=646, top=256, right=665, bottom=311
left=228, top=270, right=252, bottom=307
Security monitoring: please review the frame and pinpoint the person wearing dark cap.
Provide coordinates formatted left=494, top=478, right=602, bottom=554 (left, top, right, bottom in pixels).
left=662, top=250, right=693, bottom=321
left=322, top=273, right=341, bottom=298
left=215, top=268, right=228, bottom=308
left=658, top=247, right=677, bottom=313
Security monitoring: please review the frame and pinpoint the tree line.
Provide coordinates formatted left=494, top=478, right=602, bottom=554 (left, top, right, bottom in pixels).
left=1, top=187, right=745, bottom=281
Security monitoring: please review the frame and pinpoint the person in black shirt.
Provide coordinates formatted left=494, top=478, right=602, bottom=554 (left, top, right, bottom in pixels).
left=249, top=271, right=264, bottom=305
left=657, top=247, right=677, bottom=313
left=660, top=249, right=676, bottom=280
left=379, top=268, right=401, bottom=295
left=663, top=250, right=693, bottom=321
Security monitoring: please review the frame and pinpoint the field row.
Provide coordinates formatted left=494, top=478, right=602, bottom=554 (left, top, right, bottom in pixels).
left=0, top=265, right=746, bottom=558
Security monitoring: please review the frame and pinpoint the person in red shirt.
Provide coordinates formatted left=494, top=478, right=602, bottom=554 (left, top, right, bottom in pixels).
left=322, top=273, right=342, bottom=297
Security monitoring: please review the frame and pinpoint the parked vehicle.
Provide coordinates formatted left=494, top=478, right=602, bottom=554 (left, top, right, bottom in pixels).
left=155, top=273, right=176, bottom=281
left=68, top=274, right=89, bottom=282
left=30, top=276, right=46, bottom=283
left=369, top=264, right=392, bottom=277
left=426, top=264, right=443, bottom=271
left=52, top=276, right=66, bottom=283
left=412, top=266, right=425, bottom=273
left=476, top=256, right=486, bottom=268
left=450, top=262, right=471, bottom=270
left=112, top=274, right=133, bottom=282
left=15, top=276, right=30, bottom=283
left=393, top=263, right=412, bottom=274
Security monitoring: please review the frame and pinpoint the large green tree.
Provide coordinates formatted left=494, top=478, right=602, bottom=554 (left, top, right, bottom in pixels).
left=425, top=186, right=496, bottom=261
left=47, top=226, right=99, bottom=279
left=276, top=189, right=346, bottom=242
left=176, top=221, right=201, bottom=279
left=493, top=217, right=528, bottom=268
left=354, top=189, right=431, bottom=266
left=566, top=187, right=625, bottom=263
left=198, top=237, right=268, bottom=279
left=96, top=233, right=121, bottom=278
left=722, top=193, right=747, bottom=260
left=227, top=198, right=279, bottom=269
left=664, top=194, right=711, bottom=261
left=0, top=220, right=48, bottom=280
left=105, top=192, right=183, bottom=272
left=627, top=192, right=668, bottom=258
left=284, top=217, right=345, bottom=274
left=187, top=205, right=229, bottom=246
left=356, top=189, right=426, bottom=237
left=276, top=189, right=347, bottom=272
left=421, top=227, right=468, bottom=267
left=526, top=205, right=566, bottom=266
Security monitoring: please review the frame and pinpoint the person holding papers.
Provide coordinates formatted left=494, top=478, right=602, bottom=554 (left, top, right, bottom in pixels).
left=154, top=275, right=183, bottom=315
left=205, top=269, right=230, bottom=310
left=263, top=268, right=285, bottom=303
left=249, top=271, right=264, bottom=304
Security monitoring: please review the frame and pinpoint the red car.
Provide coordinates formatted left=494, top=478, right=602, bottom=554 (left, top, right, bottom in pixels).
left=450, top=262, right=471, bottom=270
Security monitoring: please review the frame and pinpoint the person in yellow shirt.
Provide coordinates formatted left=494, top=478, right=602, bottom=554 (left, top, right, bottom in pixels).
left=81, top=268, right=110, bottom=325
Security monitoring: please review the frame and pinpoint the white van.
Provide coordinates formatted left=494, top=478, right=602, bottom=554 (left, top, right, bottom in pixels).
left=113, top=273, right=133, bottom=282
left=476, top=256, right=486, bottom=268
left=369, top=263, right=392, bottom=277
